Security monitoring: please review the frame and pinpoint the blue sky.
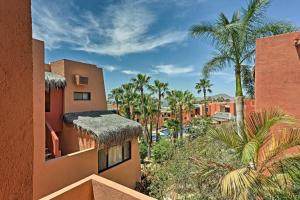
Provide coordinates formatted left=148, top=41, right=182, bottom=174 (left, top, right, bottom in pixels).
left=32, top=0, right=300, bottom=97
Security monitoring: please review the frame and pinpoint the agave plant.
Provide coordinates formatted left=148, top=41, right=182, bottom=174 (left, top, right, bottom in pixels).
left=196, top=110, right=300, bottom=199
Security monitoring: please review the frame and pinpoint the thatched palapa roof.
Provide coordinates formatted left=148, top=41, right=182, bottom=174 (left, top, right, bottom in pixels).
left=45, top=72, right=66, bottom=89
left=63, top=111, right=142, bottom=145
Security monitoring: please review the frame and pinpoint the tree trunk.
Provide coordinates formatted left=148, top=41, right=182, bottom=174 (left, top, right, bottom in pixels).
left=179, top=105, right=183, bottom=138
left=116, top=102, right=119, bottom=115
left=147, top=118, right=153, bottom=159
left=235, top=65, right=244, bottom=137
left=156, top=91, right=161, bottom=142
left=203, top=88, right=207, bottom=117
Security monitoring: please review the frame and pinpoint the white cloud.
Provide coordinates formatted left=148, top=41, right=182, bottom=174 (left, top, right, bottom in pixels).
left=101, top=65, right=118, bottom=72
left=122, top=70, right=141, bottom=75
left=153, top=64, right=194, bottom=75
left=32, top=0, right=187, bottom=56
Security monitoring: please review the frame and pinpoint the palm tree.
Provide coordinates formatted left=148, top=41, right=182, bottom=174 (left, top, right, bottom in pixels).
left=167, top=90, right=194, bottom=138
left=195, top=79, right=212, bottom=117
left=195, top=110, right=300, bottom=199
left=132, top=74, right=151, bottom=136
left=144, top=95, right=158, bottom=159
left=148, top=80, right=168, bottom=142
left=109, top=87, right=124, bottom=114
left=165, top=119, right=180, bottom=143
left=121, top=83, right=136, bottom=119
left=190, top=0, right=298, bottom=136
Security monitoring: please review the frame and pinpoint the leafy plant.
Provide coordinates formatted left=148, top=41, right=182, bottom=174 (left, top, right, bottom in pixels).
left=152, top=139, right=174, bottom=163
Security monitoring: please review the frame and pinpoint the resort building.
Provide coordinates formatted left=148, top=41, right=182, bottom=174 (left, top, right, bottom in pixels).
left=31, top=39, right=146, bottom=199
left=255, top=31, right=300, bottom=120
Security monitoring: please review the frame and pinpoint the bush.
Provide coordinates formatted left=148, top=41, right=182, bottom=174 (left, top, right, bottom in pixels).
left=139, top=139, right=148, bottom=162
left=152, top=139, right=174, bottom=163
left=188, top=117, right=212, bottom=139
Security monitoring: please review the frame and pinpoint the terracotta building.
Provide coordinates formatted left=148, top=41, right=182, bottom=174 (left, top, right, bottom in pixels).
left=31, top=39, right=146, bottom=199
left=255, top=31, right=300, bottom=120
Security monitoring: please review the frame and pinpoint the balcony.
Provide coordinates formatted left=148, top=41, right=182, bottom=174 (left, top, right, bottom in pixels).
left=40, top=174, right=155, bottom=200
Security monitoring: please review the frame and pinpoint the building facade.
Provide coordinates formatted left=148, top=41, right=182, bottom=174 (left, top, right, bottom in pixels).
left=33, top=40, right=143, bottom=199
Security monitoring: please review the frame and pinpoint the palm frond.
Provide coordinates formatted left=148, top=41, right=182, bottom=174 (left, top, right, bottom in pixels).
left=202, top=53, right=233, bottom=77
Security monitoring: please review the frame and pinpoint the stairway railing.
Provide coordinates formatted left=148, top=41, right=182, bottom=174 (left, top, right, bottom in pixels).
left=45, top=121, right=61, bottom=158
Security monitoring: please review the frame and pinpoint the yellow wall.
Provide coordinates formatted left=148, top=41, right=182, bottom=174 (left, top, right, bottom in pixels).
left=50, top=59, right=107, bottom=113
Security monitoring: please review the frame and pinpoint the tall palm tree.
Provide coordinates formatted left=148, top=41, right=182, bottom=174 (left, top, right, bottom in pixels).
left=195, top=110, right=300, bottom=199
left=132, top=74, right=151, bottom=136
left=167, top=90, right=194, bottom=138
left=144, top=95, right=158, bottom=159
left=109, top=87, right=124, bottom=114
left=148, top=80, right=168, bottom=142
left=195, top=78, right=212, bottom=117
left=190, top=0, right=298, bottom=136
left=121, top=83, right=136, bottom=119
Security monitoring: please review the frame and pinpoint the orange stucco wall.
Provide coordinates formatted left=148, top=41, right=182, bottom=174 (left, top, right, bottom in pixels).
left=61, top=124, right=96, bottom=155
left=100, top=137, right=141, bottom=189
left=50, top=59, right=107, bottom=113
left=46, top=88, right=64, bottom=132
left=255, top=32, right=300, bottom=120
left=0, top=1, right=34, bottom=198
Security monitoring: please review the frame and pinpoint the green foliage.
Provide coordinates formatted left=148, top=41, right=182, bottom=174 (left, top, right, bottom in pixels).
left=188, top=117, right=212, bottom=138
left=139, top=139, right=148, bottom=162
left=152, top=139, right=174, bottom=163
left=149, top=136, right=237, bottom=200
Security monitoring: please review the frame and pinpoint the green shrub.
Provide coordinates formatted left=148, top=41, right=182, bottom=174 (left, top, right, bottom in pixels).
left=153, top=139, right=174, bottom=163
left=139, top=139, right=148, bottom=162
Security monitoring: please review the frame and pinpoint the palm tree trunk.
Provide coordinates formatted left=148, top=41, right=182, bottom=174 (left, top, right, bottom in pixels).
left=147, top=119, right=153, bottom=159
left=235, top=65, right=244, bottom=138
left=179, top=105, right=183, bottom=138
left=116, top=102, right=119, bottom=115
left=155, top=92, right=161, bottom=142
left=204, top=88, right=207, bottom=117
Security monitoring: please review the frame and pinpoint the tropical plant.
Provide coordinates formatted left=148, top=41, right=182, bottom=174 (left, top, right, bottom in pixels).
left=195, top=110, right=300, bottom=199
left=167, top=90, right=194, bottom=138
left=195, top=78, right=213, bottom=116
left=188, top=117, right=212, bottom=139
left=144, top=95, right=158, bottom=159
left=108, top=87, right=124, bottom=114
left=190, top=0, right=298, bottom=136
left=120, top=83, right=136, bottom=119
left=152, top=139, right=174, bottom=163
left=132, top=74, right=151, bottom=137
left=164, top=119, right=180, bottom=142
left=148, top=80, right=169, bottom=142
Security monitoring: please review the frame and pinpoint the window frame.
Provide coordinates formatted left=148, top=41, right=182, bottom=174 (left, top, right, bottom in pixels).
left=98, top=141, right=131, bottom=173
left=73, top=92, right=91, bottom=101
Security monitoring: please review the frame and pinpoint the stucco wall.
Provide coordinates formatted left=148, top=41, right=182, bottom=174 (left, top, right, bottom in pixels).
left=61, top=123, right=96, bottom=155
left=255, top=32, right=300, bottom=120
left=0, top=1, right=34, bottom=198
left=50, top=59, right=107, bottom=113
left=46, top=88, right=64, bottom=132
left=100, top=137, right=141, bottom=189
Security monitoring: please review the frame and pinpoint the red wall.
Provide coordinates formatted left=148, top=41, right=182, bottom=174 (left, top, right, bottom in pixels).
left=255, top=32, right=300, bottom=120
left=46, top=89, right=64, bottom=132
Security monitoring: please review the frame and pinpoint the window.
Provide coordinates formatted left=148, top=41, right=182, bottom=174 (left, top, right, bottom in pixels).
left=98, top=141, right=131, bottom=172
left=74, top=92, right=91, bottom=101
left=225, top=107, right=230, bottom=113
left=45, top=89, right=51, bottom=112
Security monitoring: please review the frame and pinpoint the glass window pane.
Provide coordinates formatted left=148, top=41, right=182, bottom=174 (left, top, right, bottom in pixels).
left=108, top=145, right=122, bottom=167
left=74, top=92, right=82, bottom=100
left=82, top=92, right=90, bottom=100
left=124, top=141, right=131, bottom=160
left=98, top=149, right=107, bottom=171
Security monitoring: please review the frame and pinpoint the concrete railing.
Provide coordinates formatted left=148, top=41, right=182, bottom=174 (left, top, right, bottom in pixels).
left=46, top=121, right=61, bottom=158
left=40, top=174, right=156, bottom=200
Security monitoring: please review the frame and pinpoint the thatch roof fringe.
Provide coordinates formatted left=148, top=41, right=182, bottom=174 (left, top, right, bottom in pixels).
left=63, top=111, right=142, bottom=145
left=45, top=72, right=66, bottom=89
